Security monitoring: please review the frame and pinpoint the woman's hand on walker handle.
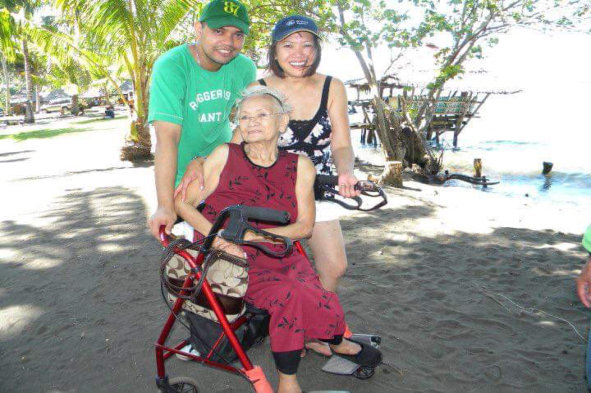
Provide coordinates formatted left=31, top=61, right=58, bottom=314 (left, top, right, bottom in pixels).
left=337, top=172, right=360, bottom=199
left=174, top=157, right=205, bottom=202
left=213, top=236, right=247, bottom=259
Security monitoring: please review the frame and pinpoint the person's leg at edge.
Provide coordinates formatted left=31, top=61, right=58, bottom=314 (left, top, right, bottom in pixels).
left=274, top=350, right=302, bottom=393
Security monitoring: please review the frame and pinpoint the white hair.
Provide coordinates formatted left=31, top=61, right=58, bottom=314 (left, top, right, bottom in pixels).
left=234, top=85, right=292, bottom=120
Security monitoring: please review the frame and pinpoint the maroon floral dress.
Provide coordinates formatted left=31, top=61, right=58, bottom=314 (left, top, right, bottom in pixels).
left=199, top=143, right=345, bottom=352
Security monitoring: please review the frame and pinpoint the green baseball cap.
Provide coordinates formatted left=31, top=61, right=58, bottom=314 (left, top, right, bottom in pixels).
left=198, top=0, right=250, bottom=35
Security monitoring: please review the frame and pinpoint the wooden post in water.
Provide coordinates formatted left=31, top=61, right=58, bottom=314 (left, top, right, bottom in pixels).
left=542, top=162, right=553, bottom=175
left=474, top=158, right=482, bottom=178
left=381, top=161, right=403, bottom=188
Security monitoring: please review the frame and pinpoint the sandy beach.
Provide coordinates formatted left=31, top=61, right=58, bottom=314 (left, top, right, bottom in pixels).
left=1, top=116, right=589, bottom=392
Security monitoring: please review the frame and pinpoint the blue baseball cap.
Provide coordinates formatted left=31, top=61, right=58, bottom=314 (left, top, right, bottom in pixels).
left=272, top=15, right=320, bottom=42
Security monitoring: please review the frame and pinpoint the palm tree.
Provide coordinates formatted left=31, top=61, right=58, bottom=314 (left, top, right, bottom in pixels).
left=0, top=8, right=17, bottom=116
left=53, top=0, right=197, bottom=160
left=28, top=11, right=94, bottom=115
left=2, top=0, right=42, bottom=123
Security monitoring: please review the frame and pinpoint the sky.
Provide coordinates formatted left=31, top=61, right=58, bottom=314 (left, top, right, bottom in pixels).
left=317, top=27, right=591, bottom=88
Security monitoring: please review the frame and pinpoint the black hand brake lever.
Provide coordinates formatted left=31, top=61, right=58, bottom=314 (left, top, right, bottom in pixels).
left=316, top=185, right=363, bottom=210
left=314, top=176, right=388, bottom=212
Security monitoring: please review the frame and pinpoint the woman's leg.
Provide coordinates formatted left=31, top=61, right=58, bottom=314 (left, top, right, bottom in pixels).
left=304, top=222, right=348, bottom=356
left=308, top=220, right=348, bottom=292
left=278, top=373, right=301, bottom=393
left=274, top=350, right=302, bottom=393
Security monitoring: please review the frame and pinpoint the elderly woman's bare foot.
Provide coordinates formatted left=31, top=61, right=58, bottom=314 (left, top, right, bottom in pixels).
left=277, top=372, right=302, bottom=393
left=304, top=340, right=332, bottom=357
left=330, top=339, right=361, bottom=355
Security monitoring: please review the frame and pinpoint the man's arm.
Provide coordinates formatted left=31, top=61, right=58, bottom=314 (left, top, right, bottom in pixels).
left=147, top=49, right=187, bottom=239
left=577, top=255, right=591, bottom=308
left=148, top=121, right=181, bottom=239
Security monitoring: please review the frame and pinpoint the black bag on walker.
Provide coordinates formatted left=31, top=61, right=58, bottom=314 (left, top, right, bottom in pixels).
left=185, top=306, right=270, bottom=364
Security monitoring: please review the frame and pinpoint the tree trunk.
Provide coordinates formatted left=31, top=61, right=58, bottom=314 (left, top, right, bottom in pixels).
left=372, top=96, right=400, bottom=161
left=71, top=94, right=80, bottom=115
left=381, top=161, right=403, bottom=188
left=1, top=53, right=10, bottom=116
left=369, top=95, right=443, bottom=183
left=34, top=85, right=40, bottom=113
left=22, top=39, right=34, bottom=124
left=474, top=158, right=482, bottom=177
left=120, top=77, right=152, bottom=161
left=136, top=75, right=151, bottom=149
left=104, top=84, right=111, bottom=106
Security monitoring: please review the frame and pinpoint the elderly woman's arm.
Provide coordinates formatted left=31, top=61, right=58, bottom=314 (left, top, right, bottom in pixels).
left=174, top=145, right=228, bottom=236
left=246, top=155, right=316, bottom=242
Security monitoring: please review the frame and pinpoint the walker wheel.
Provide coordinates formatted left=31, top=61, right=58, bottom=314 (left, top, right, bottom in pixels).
left=353, top=366, right=375, bottom=380
left=167, top=377, right=200, bottom=393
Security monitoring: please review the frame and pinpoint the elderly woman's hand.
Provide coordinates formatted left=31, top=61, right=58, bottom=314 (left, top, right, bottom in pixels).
left=213, top=237, right=247, bottom=259
left=337, top=172, right=360, bottom=199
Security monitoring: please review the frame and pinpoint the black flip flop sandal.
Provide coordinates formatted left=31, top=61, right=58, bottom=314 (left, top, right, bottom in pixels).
left=333, top=338, right=382, bottom=368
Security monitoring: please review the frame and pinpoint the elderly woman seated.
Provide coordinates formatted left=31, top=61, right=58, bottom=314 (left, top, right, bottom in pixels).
left=175, top=86, right=380, bottom=393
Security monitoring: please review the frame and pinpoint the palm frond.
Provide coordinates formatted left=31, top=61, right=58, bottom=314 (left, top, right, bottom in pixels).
left=149, top=0, right=196, bottom=49
left=0, top=8, right=18, bottom=60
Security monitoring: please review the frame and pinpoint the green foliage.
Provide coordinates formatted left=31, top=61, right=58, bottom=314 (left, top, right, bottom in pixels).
left=0, top=8, right=17, bottom=59
left=237, top=0, right=335, bottom=67
left=428, top=64, right=463, bottom=89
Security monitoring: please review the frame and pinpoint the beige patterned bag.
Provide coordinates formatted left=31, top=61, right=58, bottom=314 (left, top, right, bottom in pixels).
left=163, top=248, right=249, bottom=323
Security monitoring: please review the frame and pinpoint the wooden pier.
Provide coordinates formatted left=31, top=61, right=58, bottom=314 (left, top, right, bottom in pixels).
left=345, top=73, right=516, bottom=148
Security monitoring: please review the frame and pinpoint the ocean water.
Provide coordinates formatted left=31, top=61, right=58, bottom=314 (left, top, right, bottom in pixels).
left=351, top=87, right=591, bottom=206
left=332, top=27, right=591, bottom=208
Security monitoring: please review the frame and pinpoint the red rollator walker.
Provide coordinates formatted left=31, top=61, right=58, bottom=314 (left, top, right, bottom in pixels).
left=155, top=204, right=294, bottom=392
left=154, top=176, right=388, bottom=392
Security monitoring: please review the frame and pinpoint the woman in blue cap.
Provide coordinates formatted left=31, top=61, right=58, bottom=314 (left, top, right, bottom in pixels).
left=250, top=14, right=360, bottom=355
left=576, top=225, right=591, bottom=307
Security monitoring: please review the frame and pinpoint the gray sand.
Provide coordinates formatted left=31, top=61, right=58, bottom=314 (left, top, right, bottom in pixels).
left=1, top=117, right=588, bottom=392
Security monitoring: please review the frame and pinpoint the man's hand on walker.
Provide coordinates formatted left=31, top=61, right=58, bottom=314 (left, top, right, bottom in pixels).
left=576, top=257, right=591, bottom=308
left=174, top=158, right=205, bottom=202
left=337, top=172, right=360, bottom=199
left=148, top=206, right=177, bottom=240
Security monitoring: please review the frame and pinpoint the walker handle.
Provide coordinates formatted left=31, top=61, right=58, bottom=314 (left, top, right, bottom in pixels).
left=315, top=174, right=374, bottom=192
left=217, top=205, right=293, bottom=257
left=242, top=206, right=290, bottom=224
left=314, top=174, right=388, bottom=211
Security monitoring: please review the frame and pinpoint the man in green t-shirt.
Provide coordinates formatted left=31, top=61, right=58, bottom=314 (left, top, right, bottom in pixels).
left=148, top=0, right=256, bottom=238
